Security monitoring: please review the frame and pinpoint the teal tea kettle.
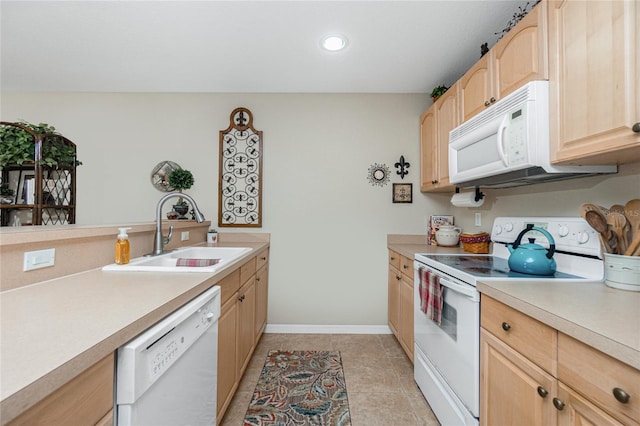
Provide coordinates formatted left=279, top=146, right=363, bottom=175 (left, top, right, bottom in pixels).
left=507, top=224, right=557, bottom=276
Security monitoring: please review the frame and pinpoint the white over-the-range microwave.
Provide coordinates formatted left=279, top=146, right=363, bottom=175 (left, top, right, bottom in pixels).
left=448, top=80, right=616, bottom=188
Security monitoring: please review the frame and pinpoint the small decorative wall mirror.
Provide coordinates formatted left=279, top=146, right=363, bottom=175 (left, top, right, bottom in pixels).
left=367, top=163, right=390, bottom=187
left=151, top=160, right=182, bottom=192
left=218, top=107, right=263, bottom=227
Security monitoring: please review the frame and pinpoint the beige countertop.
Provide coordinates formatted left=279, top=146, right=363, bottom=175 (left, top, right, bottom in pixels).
left=0, top=240, right=269, bottom=424
left=390, top=240, right=640, bottom=371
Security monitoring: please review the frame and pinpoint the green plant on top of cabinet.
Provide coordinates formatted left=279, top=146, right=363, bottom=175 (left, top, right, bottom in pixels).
left=420, top=82, right=459, bottom=193
left=459, top=0, right=548, bottom=122
left=548, top=0, right=640, bottom=166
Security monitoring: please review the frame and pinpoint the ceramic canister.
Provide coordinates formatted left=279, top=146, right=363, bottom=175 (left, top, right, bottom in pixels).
left=436, top=225, right=462, bottom=246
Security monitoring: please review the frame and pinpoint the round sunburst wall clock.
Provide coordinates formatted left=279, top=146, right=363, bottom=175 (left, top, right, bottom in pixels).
left=218, top=107, right=263, bottom=227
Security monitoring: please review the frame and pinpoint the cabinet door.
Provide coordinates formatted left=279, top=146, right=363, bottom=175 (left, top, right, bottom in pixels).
left=433, top=83, right=458, bottom=192
left=549, top=0, right=640, bottom=165
left=419, top=106, right=438, bottom=192
left=398, top=275, right=414, bottom=363
left=217, top=298, right=238, bottom=416
left=7, top=354, right=114, bottom=426
left=237, top=277, right=256, bottom=375
left=556, top=383, right=624, bottom=426
left=388, top=265, right=401, bottom=336
left=493, top=0, right=548, bottom=100
left=254, top=264, right=268, bottom=340
left=480, top=328, right=557, bottom=426
left=460, top=54, right=493, bottom=122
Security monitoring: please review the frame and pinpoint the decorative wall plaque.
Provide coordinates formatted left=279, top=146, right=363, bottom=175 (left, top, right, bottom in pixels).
left=218, top=107, right=263, bottom=227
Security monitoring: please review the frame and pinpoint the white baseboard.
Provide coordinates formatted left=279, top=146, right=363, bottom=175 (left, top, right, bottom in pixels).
left=264, top=324, right=393, bottom=334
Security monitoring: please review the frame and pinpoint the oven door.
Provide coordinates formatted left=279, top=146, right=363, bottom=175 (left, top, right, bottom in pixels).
left=414, top=262, right=480, bottom=419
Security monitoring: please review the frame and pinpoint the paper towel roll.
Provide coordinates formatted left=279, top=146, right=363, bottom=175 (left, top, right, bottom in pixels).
left=451, top=191, right=485, bottom=207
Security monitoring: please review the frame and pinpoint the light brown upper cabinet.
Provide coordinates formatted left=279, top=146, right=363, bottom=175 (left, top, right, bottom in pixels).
left=460, top=1, right=548, bottom=122
left=420, top=83, right=459, bottom=193
left=548, top=0, right=640, bottom=165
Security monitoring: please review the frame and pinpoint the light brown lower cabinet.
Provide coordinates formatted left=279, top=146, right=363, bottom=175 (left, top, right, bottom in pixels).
left=481, top=328, right=557, bottom=425
left=481, top=295, right=639, bottom=426
left=7, top=353, right=114, bottom=426
left=217, top=249, right=269, bottom=424
left=387, top=250, right=414, bottom=362
left=398, top=274, right=414, bottom=362
left=254, top=251, right=269, bottom=340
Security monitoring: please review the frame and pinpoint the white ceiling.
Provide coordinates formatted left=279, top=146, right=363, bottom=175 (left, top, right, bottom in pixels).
left=1, top=0, right=530, bottom=94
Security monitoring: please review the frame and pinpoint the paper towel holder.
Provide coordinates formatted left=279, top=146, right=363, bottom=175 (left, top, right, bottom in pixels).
left=455, top=186, right=485, bottom=202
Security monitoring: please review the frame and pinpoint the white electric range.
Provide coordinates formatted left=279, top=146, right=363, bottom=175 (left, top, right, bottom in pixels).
left=413, top=217, right=604, bottom=426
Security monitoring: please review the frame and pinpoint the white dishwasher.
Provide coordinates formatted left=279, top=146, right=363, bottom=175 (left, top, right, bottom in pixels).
left=116, top=286, right=220, bottom=426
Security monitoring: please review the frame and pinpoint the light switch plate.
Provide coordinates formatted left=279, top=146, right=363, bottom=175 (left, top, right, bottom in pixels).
left=181, top=231, right=190, bottom=241
left=475, top=212, right=482, bottom=226
left=23, top=248, right=55, bottom=271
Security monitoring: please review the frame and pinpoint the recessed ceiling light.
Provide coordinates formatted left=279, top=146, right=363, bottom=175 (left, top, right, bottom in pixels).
left=321, top=35, right=348, bottom=52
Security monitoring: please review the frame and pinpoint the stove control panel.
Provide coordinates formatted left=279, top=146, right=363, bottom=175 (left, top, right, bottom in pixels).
left=491, top=217, right=601, bottom=257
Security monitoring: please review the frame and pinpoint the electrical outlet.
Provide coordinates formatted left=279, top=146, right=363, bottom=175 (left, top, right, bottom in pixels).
left=23, top=248, right=55, bottom=271
left=181, top=231, right=190, bottom=241
left=475, top=212, right=482, bottom=226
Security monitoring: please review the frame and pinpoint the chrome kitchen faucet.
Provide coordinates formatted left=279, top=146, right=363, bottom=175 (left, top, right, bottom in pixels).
left=151, top=192, right=205, bottom=256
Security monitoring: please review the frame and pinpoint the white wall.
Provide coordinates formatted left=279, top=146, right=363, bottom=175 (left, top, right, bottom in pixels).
left=2, top=93, right=639, bottom=327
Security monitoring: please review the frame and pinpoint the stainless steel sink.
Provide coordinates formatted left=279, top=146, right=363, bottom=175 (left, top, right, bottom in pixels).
left=102, top=246, right=251, bottom=273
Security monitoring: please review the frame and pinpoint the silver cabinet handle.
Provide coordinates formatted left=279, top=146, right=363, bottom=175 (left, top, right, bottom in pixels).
left=632, top=122, right=640, bottom=132
left=613, top=387, right=630, bottom=404
left=501, top=322, right=511, bottom=331
left=552, top=397, right=565, bottom=411
left=537, top=386, right=548, bottom=398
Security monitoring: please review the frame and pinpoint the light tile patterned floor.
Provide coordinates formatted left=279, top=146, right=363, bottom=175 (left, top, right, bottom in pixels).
left=220, top=333, right=440, bottom=426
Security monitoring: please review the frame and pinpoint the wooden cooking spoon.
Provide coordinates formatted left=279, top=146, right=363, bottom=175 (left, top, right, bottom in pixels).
left=580, top=203, right=607, bottom=219
left=624, top=199, right=640, bottom=256
left=610, top=204, right=625, bottom=214
left=585, top=210, right=614, bottom=254
left=607, top=212, right=628, bottom=254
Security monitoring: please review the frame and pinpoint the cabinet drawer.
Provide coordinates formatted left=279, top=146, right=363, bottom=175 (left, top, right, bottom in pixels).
left=256, top=249, right=269, bottom=271
left=218, top=269, right=240, bottom=305
left=558, top=333, right=640, bottom=425
left=240, top=257, right=256, bottom=284
left=389, top=250, right=400, bottom=270
left=481, top=295, right=556, bottom=374
left=400, top=255, right=413, bottom=279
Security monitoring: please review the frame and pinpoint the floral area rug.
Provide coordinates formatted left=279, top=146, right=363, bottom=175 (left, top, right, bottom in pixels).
left=244, top=350, right=352, bottom=426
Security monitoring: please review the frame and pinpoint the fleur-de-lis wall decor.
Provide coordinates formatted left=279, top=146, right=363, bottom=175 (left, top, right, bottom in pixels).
left=394, top=155, right=410, bottom=179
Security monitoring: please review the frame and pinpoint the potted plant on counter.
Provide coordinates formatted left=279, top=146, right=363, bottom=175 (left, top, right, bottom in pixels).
left=167, top=168, right=195, bottom=219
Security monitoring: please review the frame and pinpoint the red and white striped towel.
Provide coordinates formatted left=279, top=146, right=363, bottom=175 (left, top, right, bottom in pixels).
left=418, top=267, right=443, bottom=325
left=175, top=258, right=220, bottom=267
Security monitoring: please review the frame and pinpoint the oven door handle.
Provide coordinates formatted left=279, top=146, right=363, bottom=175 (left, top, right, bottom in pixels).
left=438, top=276, right=480, bottom=302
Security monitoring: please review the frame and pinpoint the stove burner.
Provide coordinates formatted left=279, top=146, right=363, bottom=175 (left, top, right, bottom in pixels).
left=421, top=254, right=585, bottom=279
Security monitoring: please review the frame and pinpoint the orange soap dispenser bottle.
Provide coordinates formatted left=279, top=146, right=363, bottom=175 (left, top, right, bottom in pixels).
left=115, top=227, right=132, bottom=264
